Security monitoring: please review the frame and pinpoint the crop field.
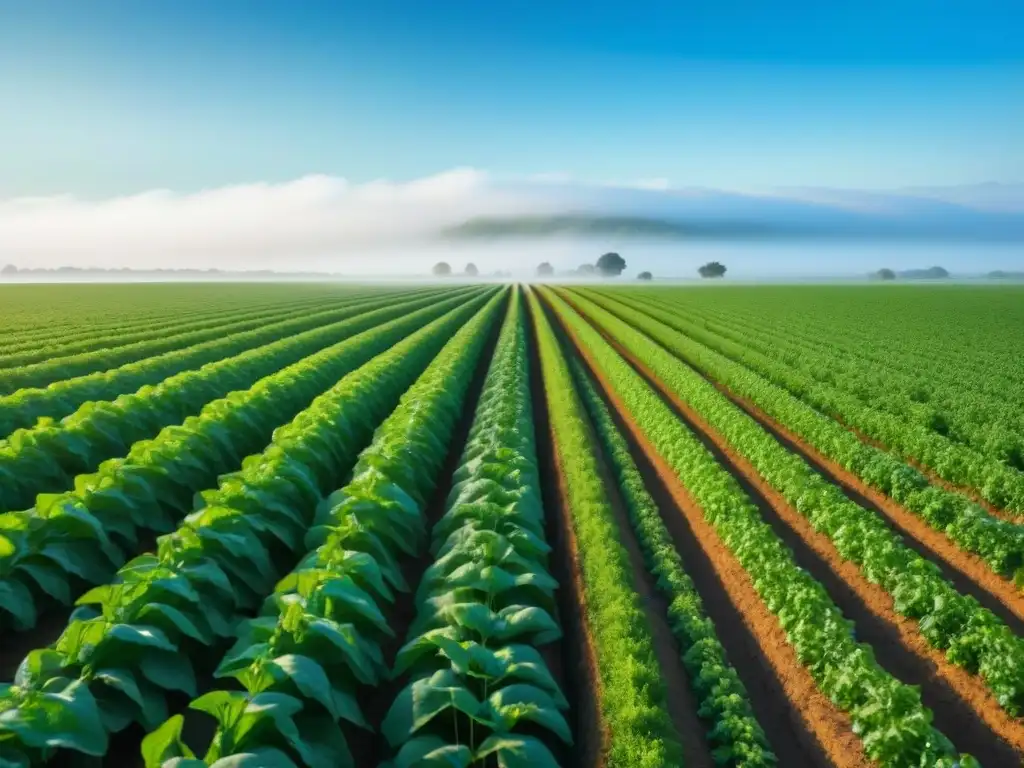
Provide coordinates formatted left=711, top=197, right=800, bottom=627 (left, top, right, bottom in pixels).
left=2, top=281, right=1024, bottom=768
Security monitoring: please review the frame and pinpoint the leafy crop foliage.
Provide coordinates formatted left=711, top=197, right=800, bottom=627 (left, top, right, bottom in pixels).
left=0, top=288, right=461, bottom=438
left=528, top=289, right=684, bottom=768
left=586, top=288, right=1024, bottom=570
left=603, top=286, right=1024, bottom=511
left=141, top=291, right=506, bottom=766
left=569, top=356, right=775, bottom=767
left=0, top=288, right=463, bottom=512
left=0, top=290, right=485, bottom=631
left=539, top=287, right=970, bottom=768
left=568, top=288, right=1024, bottom=717
left=0, top=290, right=501, bottom=764
left=0, top=292, right=376, bottom=394
left=0, top=291, right=374, bottom=370
left=378, top=291, right=570, bottom=766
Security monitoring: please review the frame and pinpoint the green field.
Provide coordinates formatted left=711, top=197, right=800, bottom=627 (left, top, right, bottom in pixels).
left=1, top=281, right=1023, bottom=767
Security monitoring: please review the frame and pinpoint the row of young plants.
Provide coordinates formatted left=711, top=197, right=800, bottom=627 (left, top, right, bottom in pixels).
left=0, top=288, right=452, bottom=439
left=376, top=291, right=570, bottom=766
left=539, top=287, right=970, bottom=768
left=527, top=289, right=684, bottom=768
left=0, top=290, right=486, bottom=632
left=637, top=293, right=1024, bottom=469
left=666, top=285, right=1024, bottom=398
left=0, top=291, right=366, bottom=372
left=0, top=291, right=503, bottom=766
left=582, top=290, right=1024, bottom=581
left=0, top=290, right=386, bottom=395
left=139, top=291, right=507, bottom=767
left=0, top=294, right=265, bottom=351
left=563, top=289, right=1024, bottom=721
left=651, top=290, right=1024, bottom=431
left=606, top=290, right=1024, bottom=513
left=0, top=288, right=462, bottom=513
left=568, top=356, right=776, bottom=767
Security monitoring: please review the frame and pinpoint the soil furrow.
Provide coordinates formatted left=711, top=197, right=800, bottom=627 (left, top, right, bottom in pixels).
left=525, top=294, right=605, bottom=768
left=542, top=292, right=860, bottom=768
left=565, top=301, right=1024, bottom=764
left=540, top=299, right=715, bottom=768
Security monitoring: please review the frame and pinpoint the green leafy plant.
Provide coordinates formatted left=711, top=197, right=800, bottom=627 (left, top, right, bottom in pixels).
left=0, top=291, right=500, bottom=766
left=140, top=291, right=505, bottom=767
left=0, top=290, right=484, bottom=631
left=540, top=287, right=971, bottom=767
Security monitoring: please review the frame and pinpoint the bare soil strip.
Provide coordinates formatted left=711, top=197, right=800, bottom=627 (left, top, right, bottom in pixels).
left=842, top=418, right=1019, bottom=522
left=540, top=301, right=715, bottom=768
left=727, top=391, right=1024, bottom=632
left=568, top=304, right=1024, bottom=764
left=543, top=295, right=864, bottom=768
left=525, top=299, right=606, bottom=768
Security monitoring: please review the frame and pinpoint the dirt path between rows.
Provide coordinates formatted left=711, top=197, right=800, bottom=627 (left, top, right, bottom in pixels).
left=542, top=291, right=865, bottom=768
left=525, top=293, right=606, bottom=768
left=614, top=290, right=1024, bottom=522
left=555, top=292, right=1024, bottom=764
left=588, top=291, right=1024, bottom=633
left=538, top=297, right=715, bottom=768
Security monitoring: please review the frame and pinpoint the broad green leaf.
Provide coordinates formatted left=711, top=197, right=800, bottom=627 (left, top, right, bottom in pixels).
left=392, top=736, right=472, bottom=768
left=141, top=714, right=194, bottom=768
left=381, top=669, right=481, bottom=747
left=475, top=735, right=561, bottom=768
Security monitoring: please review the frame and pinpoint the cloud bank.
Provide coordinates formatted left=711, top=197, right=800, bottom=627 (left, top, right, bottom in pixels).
left=1, top=170, right=1022, bottom=274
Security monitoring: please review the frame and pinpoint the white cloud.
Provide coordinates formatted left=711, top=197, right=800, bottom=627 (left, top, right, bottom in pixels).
left=1, top=169, right=1020, bottom=274
left=0, top=168, right=546, bottom=271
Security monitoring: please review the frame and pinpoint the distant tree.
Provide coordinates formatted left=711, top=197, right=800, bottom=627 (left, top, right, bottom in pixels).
left=432, top=262, right=452, bottom=277
left=876, top=268, right=896, bottom=280
left=637, top=271, right=653, bottom=281
left=536, top=262, right=554, bottom=277
left=596, top=252, right=626, bottom=277
left=698, top=261, right=727, bottom=278
left=465, top=263, right=479, bottom=277
left=577, top=264, right=597, bottom=276
left=1, top=264, right=17, bottom=275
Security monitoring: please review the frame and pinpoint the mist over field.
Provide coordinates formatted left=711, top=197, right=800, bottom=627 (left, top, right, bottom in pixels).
left=1, top=171, right=1021, bottom=279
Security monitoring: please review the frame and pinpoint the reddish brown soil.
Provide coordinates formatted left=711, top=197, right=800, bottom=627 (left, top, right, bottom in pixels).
left=543, top=290, right=871, bottom=768
left=727, top=392, right=1024, bottom=633
left=525, top=291, right=607, bottom=768
left=842, top=419, right=1021, bottom=522
left=537, top=297, right=715, bottom=768
left=558, top=293, right=1024, bottom=763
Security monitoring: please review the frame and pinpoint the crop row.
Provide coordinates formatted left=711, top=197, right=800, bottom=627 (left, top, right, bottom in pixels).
left=0, top=288, right=463, bottom=514
left=376, top=289, right=569, bottom=766
left=0, top=287, right=461, bottom=439
left=580, top=290, right=1024, bottom=585
left=569, top=354, right=776, bottom=767
left=527, top=288, right=684, bottom=767
left=0, top=291, right=373, bottom=372
left=566, top=288, right=1024, bottom=720
left=649, top=289, right=1024, bottom=423
left=541, top=287, right=969, bottom=767
left=140, top=290, right=505, bottom=766
left=606, top=289, right=1024, bottom=511
left=0, top=290, right=486, bottom=631
left=636, top=291, right=1024, bottom=467
left=0, top=290, right=502, bottom=765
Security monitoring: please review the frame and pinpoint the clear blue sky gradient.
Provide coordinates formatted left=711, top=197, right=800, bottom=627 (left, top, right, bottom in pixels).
left=1, top=0, right=1022, bottom=195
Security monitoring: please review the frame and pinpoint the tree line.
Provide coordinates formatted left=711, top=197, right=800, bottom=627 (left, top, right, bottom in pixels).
left=432, top=254, right=728, bottom=280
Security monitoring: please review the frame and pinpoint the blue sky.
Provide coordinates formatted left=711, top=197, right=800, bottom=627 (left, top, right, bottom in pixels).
left=1, top=0, right=1022, bottom=196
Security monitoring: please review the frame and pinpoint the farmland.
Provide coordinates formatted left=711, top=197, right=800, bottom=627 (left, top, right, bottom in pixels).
left=2, top=282, right=1024, bottom=767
